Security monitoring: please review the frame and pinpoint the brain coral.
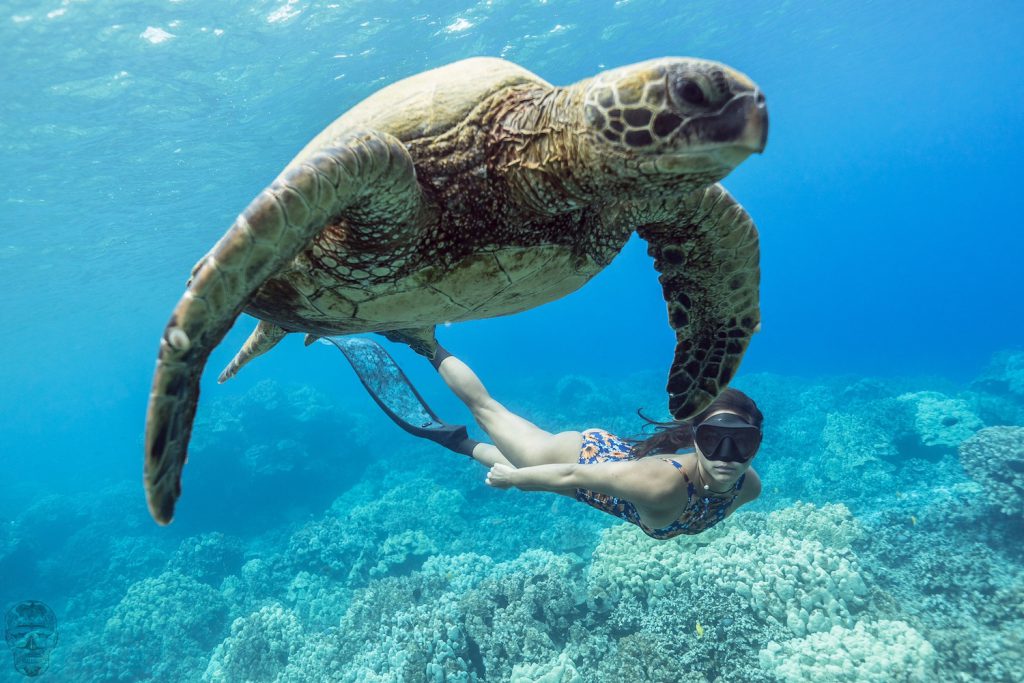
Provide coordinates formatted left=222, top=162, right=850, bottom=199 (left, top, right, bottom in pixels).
left=759, top=619, right=937, bottom=682
left=958, top=426, right=1024, bottom=516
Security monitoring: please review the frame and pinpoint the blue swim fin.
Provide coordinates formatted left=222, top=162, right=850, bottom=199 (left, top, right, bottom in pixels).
left=320, top=336, right=477, bottom=456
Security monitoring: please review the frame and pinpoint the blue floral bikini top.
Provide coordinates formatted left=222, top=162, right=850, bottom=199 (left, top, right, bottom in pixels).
left=574, top=428, right=744, bottom=539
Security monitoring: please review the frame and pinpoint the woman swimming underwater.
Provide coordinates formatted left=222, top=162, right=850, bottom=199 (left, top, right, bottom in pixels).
left=329, top=338, right=762, bottom=539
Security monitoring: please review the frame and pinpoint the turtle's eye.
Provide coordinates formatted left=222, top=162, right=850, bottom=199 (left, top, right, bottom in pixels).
left=671, top=78, right=707, bottom=107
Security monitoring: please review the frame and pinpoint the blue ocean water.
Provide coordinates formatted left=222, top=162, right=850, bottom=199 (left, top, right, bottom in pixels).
left=1, top=1, right=1022, bottom=681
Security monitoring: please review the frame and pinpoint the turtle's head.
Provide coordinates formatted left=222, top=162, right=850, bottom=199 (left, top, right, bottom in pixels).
left=580, top=58, right=767, bottom=186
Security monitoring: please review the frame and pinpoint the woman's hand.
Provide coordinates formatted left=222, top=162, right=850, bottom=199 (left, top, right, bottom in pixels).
left=485, top=463, right=517, bottom=489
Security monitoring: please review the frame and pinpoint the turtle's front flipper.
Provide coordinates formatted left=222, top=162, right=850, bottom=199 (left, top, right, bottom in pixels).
left=638, top=183, right=760, bottom=420
left=144, top=130, right=421, bottom=525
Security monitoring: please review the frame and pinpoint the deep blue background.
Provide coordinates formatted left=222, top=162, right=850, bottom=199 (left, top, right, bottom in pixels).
left=1, top=0, right=1022, bottom=503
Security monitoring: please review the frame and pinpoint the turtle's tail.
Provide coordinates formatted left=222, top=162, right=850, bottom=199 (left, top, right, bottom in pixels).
left=218, top=320, right=287, bottom=383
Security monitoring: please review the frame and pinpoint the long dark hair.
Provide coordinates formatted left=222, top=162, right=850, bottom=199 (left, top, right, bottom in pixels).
left=628, top=388, right=763, bottom=458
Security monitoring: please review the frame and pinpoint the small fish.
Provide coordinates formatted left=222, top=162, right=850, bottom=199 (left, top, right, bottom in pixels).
left=695, top=621, right=704, bottom=638
left=910, top=515, right=917, bottom=526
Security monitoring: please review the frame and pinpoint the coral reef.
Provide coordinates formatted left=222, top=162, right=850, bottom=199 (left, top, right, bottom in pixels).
left=974, top=349, right=1024, bottom=398
left=283, top=477, right=467, bottom=583
left=11, top=350, right=1024, bottom=682
left=819, top=411, right=899, bottom=490
left=855, top=496, right=1024, bottom=681
left=759, top=619, right=937, bottom=682
left=958, top=426, right=1024, bottom=516
left=93, top=572, right=229, bottom=682
left=204, top=604, right=304, bottom=682
left=460, top=550, right=586, bottom=678
left=510, top=652, right=582, bottom=682
left=219, top=556, right=289, bottom=621
left=898, top=390, right=984, bottom=449
left=183, top=379, right=377, bottom=530
left=166, top=532, right=245, bottom=586
left=278, top=553, right=497, bottom=682
left=587, top=504, right=870, bottom=638
left=284, top=570, right=350, bottom=630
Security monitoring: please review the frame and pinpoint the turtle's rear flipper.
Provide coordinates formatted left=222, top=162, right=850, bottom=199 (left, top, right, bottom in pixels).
left=320, top=336, right=477, bottom=456
left=219, top=320, right=288, bottom=383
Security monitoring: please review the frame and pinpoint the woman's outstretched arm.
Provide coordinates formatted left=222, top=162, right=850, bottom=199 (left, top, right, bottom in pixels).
left=485, top=459, right=681, bottom=508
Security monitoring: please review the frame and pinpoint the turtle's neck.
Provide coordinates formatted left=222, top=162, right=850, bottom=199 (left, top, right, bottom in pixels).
left=491, top=84, right=602, bottom=216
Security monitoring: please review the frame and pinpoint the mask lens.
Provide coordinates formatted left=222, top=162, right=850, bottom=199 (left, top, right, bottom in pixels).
left=694, top=418, right=761, bottom=462
left=729, top=428, right=762, bottom=455
left=693, top=423, right=724, bottom=454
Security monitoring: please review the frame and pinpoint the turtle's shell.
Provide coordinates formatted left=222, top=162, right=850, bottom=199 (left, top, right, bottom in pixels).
left=287, top=57, right=549, bottom=170
left=248, top=58, right=608, bottom=336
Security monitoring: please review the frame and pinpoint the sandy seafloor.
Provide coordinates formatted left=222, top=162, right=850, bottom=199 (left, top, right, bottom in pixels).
left=2, top=0, right=1023, bottom=681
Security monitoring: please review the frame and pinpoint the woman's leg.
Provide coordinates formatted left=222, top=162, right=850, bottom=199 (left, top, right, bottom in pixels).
left=436, top=354, right=582, bottom=468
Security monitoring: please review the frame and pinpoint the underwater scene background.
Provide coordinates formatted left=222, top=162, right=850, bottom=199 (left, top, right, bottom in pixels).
left=2, top=0, right=1022, bottom=681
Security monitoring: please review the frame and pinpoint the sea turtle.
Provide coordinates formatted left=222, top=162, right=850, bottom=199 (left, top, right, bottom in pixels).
left=145, top=56, right=768, bottom=524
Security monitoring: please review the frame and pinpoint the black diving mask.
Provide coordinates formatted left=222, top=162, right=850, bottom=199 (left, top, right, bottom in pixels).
left=693, top=413, right=762, bottom=463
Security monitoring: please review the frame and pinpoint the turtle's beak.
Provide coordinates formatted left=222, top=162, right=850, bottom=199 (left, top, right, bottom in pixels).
left=694, top=89, right=768, bottom=159
left=736, top=89, right=768, bottom=154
